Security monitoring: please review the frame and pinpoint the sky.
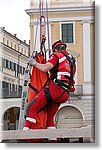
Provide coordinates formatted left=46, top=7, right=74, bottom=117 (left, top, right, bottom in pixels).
left=0, top=0, right=102, bottom=149
left=0, top=0, right=95, bottom=45
left=0, top=0, right=30, bottom=44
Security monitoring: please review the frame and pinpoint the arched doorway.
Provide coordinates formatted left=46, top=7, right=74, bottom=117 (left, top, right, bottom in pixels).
left=55, top=105, right=83, bottom=128
left=3, top=107, right=20, bottom=130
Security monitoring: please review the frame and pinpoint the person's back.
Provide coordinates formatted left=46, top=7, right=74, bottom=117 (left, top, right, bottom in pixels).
left=23, top=40, right=76, bottom=142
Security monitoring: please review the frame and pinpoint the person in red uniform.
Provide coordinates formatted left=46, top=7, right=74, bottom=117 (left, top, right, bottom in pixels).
left=23, top=40, right=76, bottom=141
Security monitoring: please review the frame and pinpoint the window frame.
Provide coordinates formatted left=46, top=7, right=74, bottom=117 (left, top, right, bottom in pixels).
left=60, top=22, right=75, bottom=44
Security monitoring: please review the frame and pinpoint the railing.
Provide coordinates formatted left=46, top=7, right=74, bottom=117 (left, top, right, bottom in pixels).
left=0, top=85, right=83, bottom=99
left=70, top=85, right=83, bottom=96
left=1, top=88, right=22, bottom=98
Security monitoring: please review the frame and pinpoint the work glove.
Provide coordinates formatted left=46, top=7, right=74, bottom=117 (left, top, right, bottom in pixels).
left=28, top=57, right=37, bottom=66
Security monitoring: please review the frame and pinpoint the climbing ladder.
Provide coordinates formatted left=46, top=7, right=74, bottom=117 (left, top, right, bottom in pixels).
left=18, top=0, right=51, bottom=130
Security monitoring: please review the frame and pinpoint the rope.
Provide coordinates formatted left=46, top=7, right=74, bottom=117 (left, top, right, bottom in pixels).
left=33, top=1, right=41, bottom=54
left=46, top=0, right=51, bottom=56
left=31, top=0, right=51, bottom=60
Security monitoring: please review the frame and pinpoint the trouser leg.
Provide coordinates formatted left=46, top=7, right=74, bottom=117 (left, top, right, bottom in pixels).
left=24, top=90, right=47, bottom=129
left=24, top=81, right=69, bottom=130
left=46, top=102, right=60, bottom=142
left=47, top=102, right=60, bottom=127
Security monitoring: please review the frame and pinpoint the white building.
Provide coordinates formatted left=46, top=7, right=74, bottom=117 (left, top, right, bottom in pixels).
left=0, top=27, right=30, bottom=130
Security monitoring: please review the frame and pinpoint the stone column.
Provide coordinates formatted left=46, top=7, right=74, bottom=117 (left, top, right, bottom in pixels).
left=82, top=20, right=94, bottom=94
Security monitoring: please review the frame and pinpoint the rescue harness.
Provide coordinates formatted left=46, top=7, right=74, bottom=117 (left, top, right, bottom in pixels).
left=27, top=0, right=76, bottom=105
left=29, top=51, right=76, bottom=106
left=44, top=51, right=76, bottom=105
left=50, top=51, right=76, bottom=92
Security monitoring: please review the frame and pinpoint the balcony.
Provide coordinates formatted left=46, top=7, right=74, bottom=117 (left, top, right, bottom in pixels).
left=1, top=88, right=22, bottom=99
left=0, top=84, right=94, bottom=99
left=70, top=85, right=83, bottom=96
left=1, top=85, right=84, bottom=99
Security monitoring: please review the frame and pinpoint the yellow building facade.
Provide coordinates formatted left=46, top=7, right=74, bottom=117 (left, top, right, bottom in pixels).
left=26, top=0, right=95, bottom=95
left=25, top=1, right=95, bottom=141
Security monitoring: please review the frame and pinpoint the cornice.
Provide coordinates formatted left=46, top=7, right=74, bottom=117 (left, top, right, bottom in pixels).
left=1, top=42, right=29, bottom=59
left=25, top=5, right=94, bottom=16
left=0, top=28, right=29, bottom=47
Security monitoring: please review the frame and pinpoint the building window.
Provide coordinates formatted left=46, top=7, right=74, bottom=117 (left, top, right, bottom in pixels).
left=21, top=48, right=23, bottom=54
left=14, top=63, right=16, bottom=71
left=11, top=42, right=12, bottom=48
left=8, top=61, right=10, bottom=69
left=12, top=84, right=15, bottom=91
left=6, top=59, right=8, bottom=68
left=24, top=50, right=26, bottom=56
left=10, top=61, right=12, bottom=70
left=20, top=66, right=22, bottom=74
left=2, top=81, right=9, bottom=90
left=11, top=62, right=14, bottom=71
left=23, top=67, right=25, bottom=74
left=7, top=40, right=9, bottom=46
left=14, top=44, right=16, bottom=50
left=18, top=46, right=20, bottom=51
left=3, top=58, right=6, bottom=68
left=61, top=23, right=74, bottom=43
left=17, top=64, right=20, bottom=74
left=4, top=59, right=10, bottom=69
left=3, top=38, right=5, bottom=43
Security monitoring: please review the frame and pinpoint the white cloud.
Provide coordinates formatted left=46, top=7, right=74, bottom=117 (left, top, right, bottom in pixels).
left=0, top=0, right=15, bottom=5
left=0, top=0, right=30, bottom=43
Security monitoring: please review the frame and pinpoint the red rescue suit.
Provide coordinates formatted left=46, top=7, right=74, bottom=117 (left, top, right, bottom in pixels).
left=24, top=50, right=76, bottom=129
left=49, top=50, right=76, bottom=83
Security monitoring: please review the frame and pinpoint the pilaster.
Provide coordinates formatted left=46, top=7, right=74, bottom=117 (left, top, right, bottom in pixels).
left=82, top=20, right=94, bottom=94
